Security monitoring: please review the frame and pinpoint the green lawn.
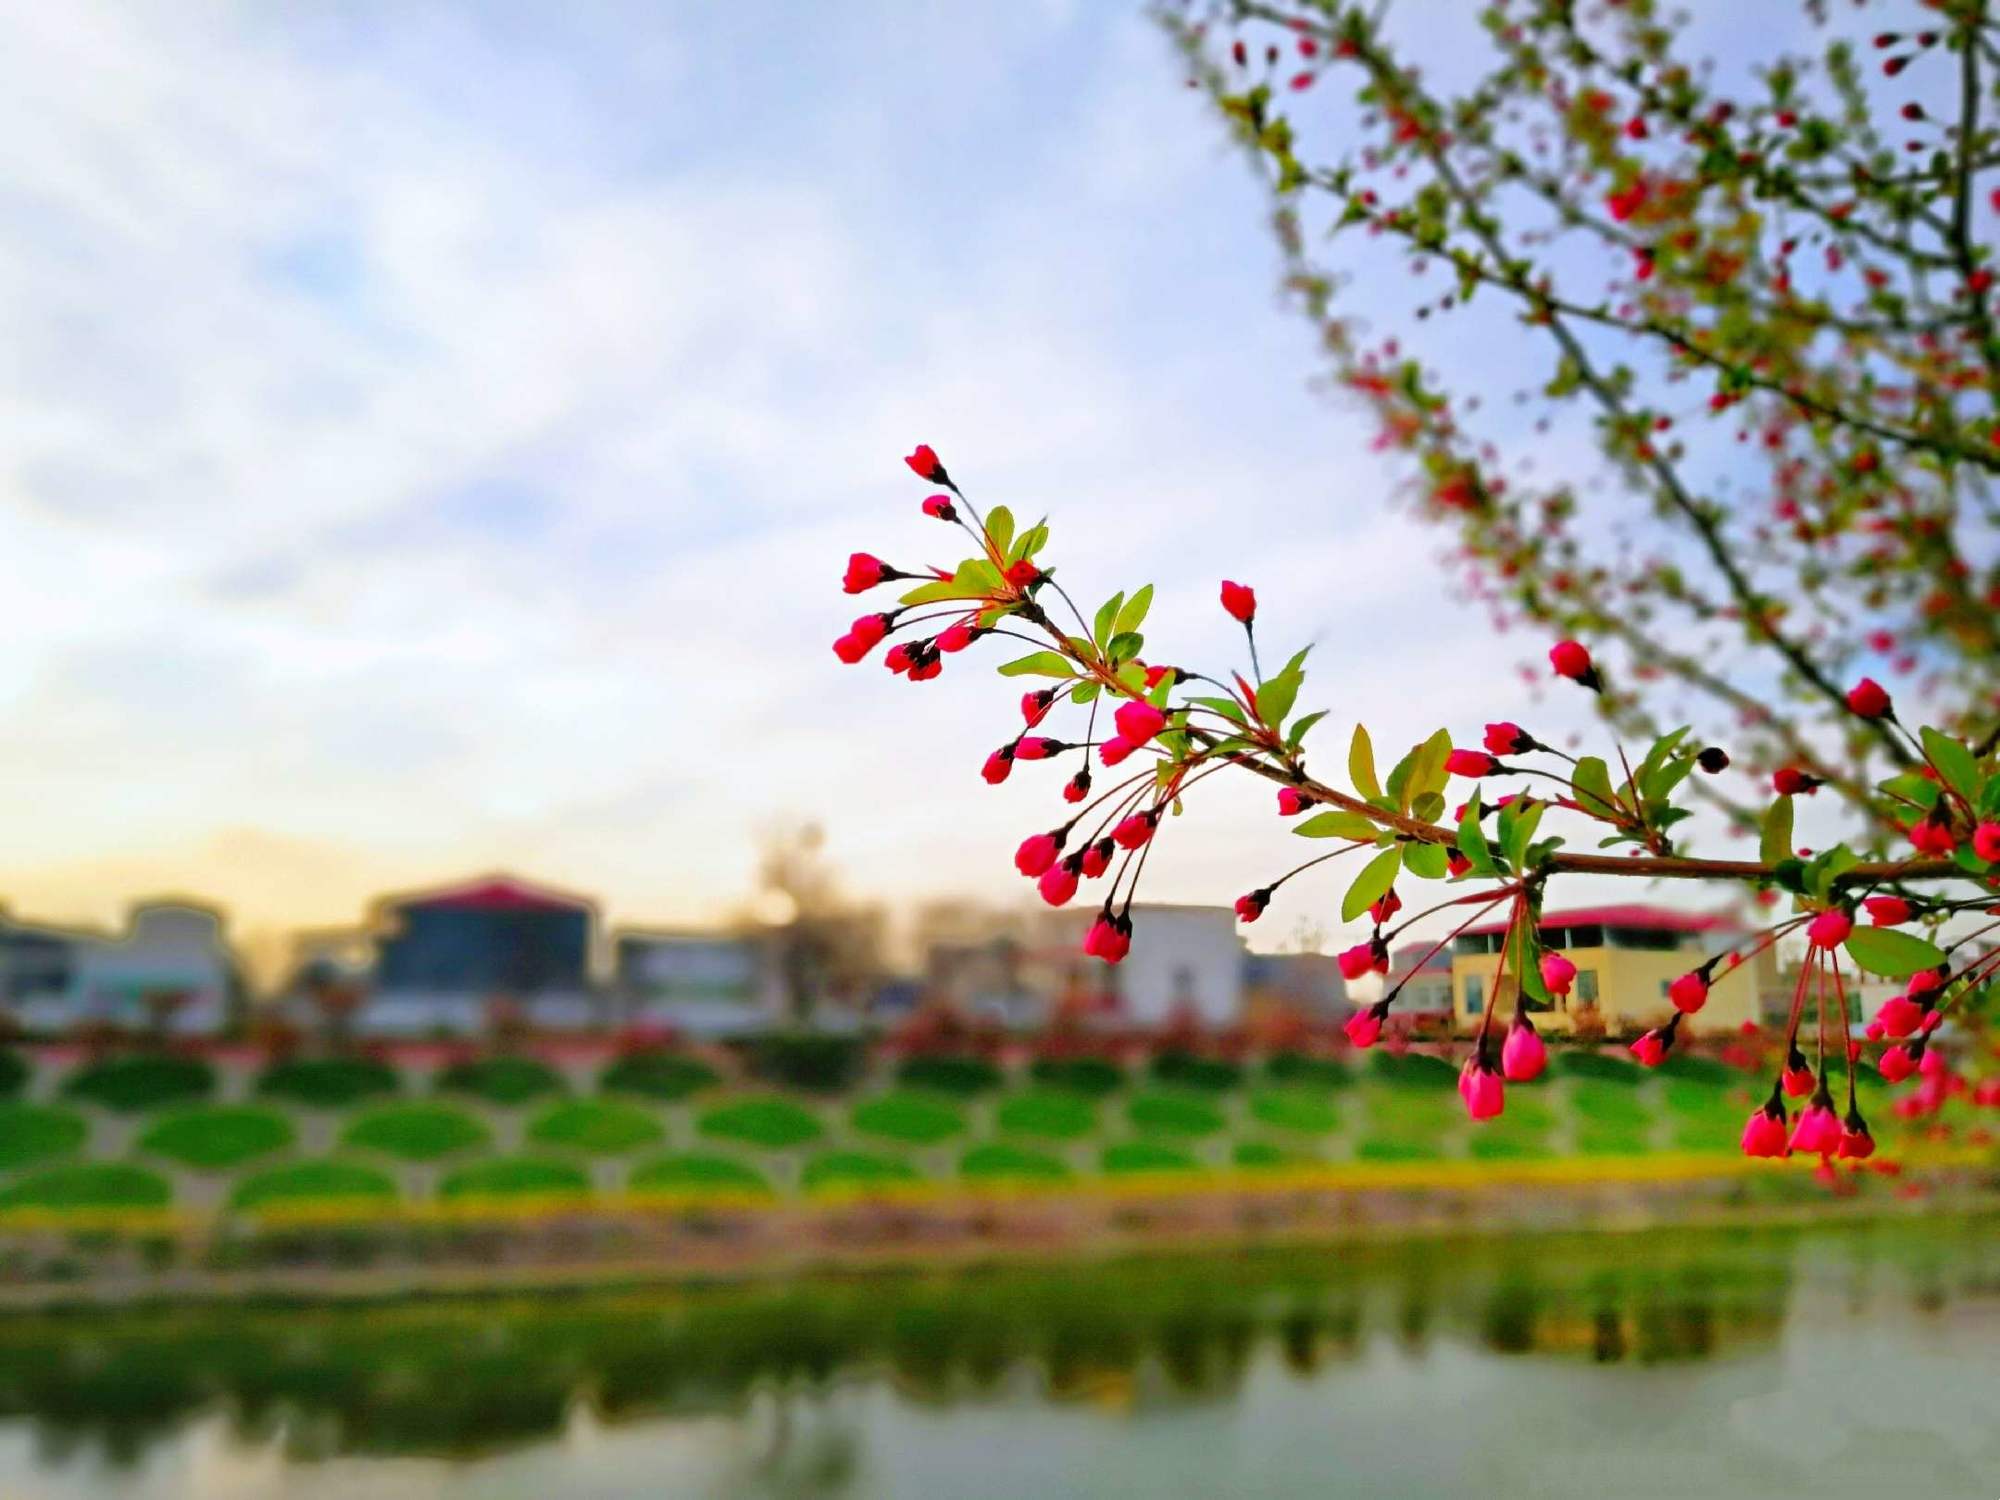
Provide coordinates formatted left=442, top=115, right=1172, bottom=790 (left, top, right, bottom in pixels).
left=0, top=1052, right=30, bottom=1099
left=1125, top=1089, right=1226, bottom=1138
left=1232, top=1140, right=1313, bottom=1168
left=1569, top=1079, right=1651, bottom=1127
left=1027, top=1057, right=1125, bottom=1096
left=801, top=1151, right=921, bottom=1191
left=897, top=1054, right=1004, bottom=1095
left=1554, top=1051, right=1644, bottom=1085
left=598, top=1051, right=720, bottom=1101
left=526, top=1099, right=665, bottom=1155
left=0, top=1105, right=88, bottom=1172
left=0, top=1163, right=169, bottom=1212
left=341, top=1103, right=492, bottom=1162
left=1102, top=1141, right=1199, bottom=1174
left=255, top=1057, right=399, bottom=1109
left=1151, top=1052, right=1243, bottom=1091
left=438, top=1157, right=590, bottom=1201
left=434, top=1057, right=565, bottom=1106
left=233, top=1160, right=398, bottom=1211
left=851, top=1090, right=967, bottom=1146
left=696, top=1097, right=824, bottom=1149
left=628, top=1153, right=771, bottom=1195
left=1246, top=1087, right=1341, bottom=1135
left=960, top=1143, right=1071, bottom=1182
left=137, top=1106, right=295, bottom=1170
left=995, top=1088, right=1098, bottom=1141
left=1264, top=1052, right=1355, bottom=1089
left=1354, top=1136, right=1447, bottom=1162
left=61, top=1056, right=215, bottom=1113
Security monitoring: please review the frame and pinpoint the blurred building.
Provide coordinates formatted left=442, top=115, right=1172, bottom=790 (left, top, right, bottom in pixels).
left=1385, top=942, right=1453, bottom=1027
left=2, top=901, right=238, bottom=1036
left=1242, top=951, right=1348, bottom=1021
left=356, top=874, right=599, bottom=1035
left=1021, top=904, right=1245, bottom=1027
left=614, top=928, right=777, bottom=1037
left=1449, top=904, right=1777, bottom=1036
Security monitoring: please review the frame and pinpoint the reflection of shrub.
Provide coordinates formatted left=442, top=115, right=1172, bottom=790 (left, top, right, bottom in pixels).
left=0, top=1105, right=89, bottom=1171
left=0, top=1163, right=171, bottom=1212
left=342, top=1104, right=491, bottom=1162
left=1367, top=1051, right=1457, bottom=1089
left=1553, top=1050, right=1642, bottom=1085
left=527, top=1099, right=664, bottom=1155
left=801, top=1151, right=921, bottom=1191
left=630, top=1153, right=770, bottom=1195
left=748, top=1033, right=866, bottom=1093
left=1102, top=1141, right=1198, bottom=1174
left=697, top=1097, right=824, bottom=1149
left=435, top=1057, right=564, bottom=1106
left=256, top=1057, right=399, bottom=1109
left=1247, top=1089, right=1340, bottom=1134
left=996, top=1088, right=1097, bottom=1141
left=960, top=1143, right=1069, bottom=1181
left=439, top=1157, right=590, bottom=1201
left=1232, top=1140, right=1308, bottom=1168
left=0, top=1052, right=30, bottom=1099
left=1265, top=1052, right=1353, bottom=1089
left=1354, top=1136, right=1444, bottom=1162
left=1655, top=1054, right=1741, bottom=1087
left=138, top=1106, right=295, bottom=1170
left=1126, top=1090, right=1226, bottom=1138
left=1029, top=1057, right=1124, bottom=1096
left=896, top=1054, right=1003, bottom=1096
left=851, top=1091, right=965, bottom=1145
left=62, top=1056, right=215, bottom=1113
left=1150, top=1051, right=1242, bottom=1092
left=233, top=1160, right=396, bottom=1211
left=599, top=1051, right=720, bottom=1101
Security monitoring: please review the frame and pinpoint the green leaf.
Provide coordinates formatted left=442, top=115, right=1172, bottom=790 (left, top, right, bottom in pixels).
left=1092, top=592, right=1125, bottom=649
left=1070, top=680, right=1100, bottom=704
left=1286, top=709, right=1329, bottom=749
left=898, top=579, right=982, bottom=606
left=1408, top=729, right=1453, bottom=806
left=1403, top=841, right=1450, bottom=880
left=985, top=506, right=1015, bottom=559
left=1502, top=798, right=1547, bottom=871
left=1112, top=584, right=1153, bottom=638
left=1410, top=792, right=1446, bottom=823
left=1759, top=795, right=1794, bottom=866
left=1255, top=670, right=1301, bottom=727
left=1919, top=726, right=1981, bottom=804
left=1571, top=757, right=1621, bottom=821
left=1641, top=754, right=1696, bottom=805
left=1294, top=809, right=1380, bottom=840
left=1106, top=631, right=1144, bottom=663
left=1457, top=790, right=1498, bottom=875
left=1342, top=846, right=1404, bottom=923
left=1842, top=926, right=1947, bottom=979
left=1189, top=695, right=1247, bottom=726
left=955, top=558, right=1002, bottom=594
left=1879, top=772, right=1940, bottom=811
left=1349, top=725, right=1381, bottom=799
left=997, top=652, right=1075, bottom=679
left=1117, top=661, right=1148, bottom=692
left=1009, top=519, right=1048, bottom=563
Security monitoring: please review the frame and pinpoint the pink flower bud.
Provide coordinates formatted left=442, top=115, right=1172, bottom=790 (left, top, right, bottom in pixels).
left=1079, top=839, right=1114, bottom=879
left=1630, top=1029, right=1670, bottom=1067
left=1344, top=1006, right=1383, bottom=1048
left=1483, top=722, right=1533, bottom=755
left=1877, top=1045, right=1917, bottom=1083
left=843, top=552, right=890, bottom=594
left=1235, top=890, right=1269, bottom=923
left=1037, top=862, right=1079, bottom=907
left=1845, top=676, right=1891, bottom=718
left=1805, top=908, right=1852, bottom=948
left=1336, top=943, right=1377, bottom=982
left=1015, top=737, right=1060, bottom=761
left=1975, top=822, right=2000, bottom=864
left=1788, top=1103, right=1841, bottom=1156
left=921, top=493, right=955, bottom=520
left=1083, top=912, right=1131, bottom=964
left=1538, top=953, right=1577, bottom=997
left=1875, top=995, right=1923, bottom=1039
left=1863, top=895, right=1912, bottom=926
left=1063, top=771, right=1091, bottom=804
left=1668, top=971, right=1709, bottom=1013
left=936, top=620, right=976, bottom=653
left=1220, top=580, right=1256, bottom=624
left=1549, top=639, right=1596, bottom=685
left=1098, top=736, right=1137, bottom=768
left=982, top=747, right=1014, bottom=785
left=1276, top=787, right=1309, bottom=817
left=1836, top=1117, right=1876, bottom=1159
left=1021, top=689, right=1055, bottom=727
left=904, top=444, right=944, bottom=482
left=1740, top=1105, right=1788, bottom=1158
left=1460, top=1061, right=1505, bottom=1121
left=1015, top=832, right=1062, bottom=878
left=1909, top=817, right=1957, bottom=855
left=1445, top=749, right=1499, bottom=778
left=1112, top=701, right=1168, bottom=746
left=1112, top=812, right=1157, bottom=850
left=1501, top=1017, right=1547, bottom=1082
left=884, top=643, right=915, bottom=676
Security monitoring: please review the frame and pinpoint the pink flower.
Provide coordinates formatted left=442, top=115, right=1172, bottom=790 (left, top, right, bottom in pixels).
left=1538, top=953, right=1577, bottom=998
left=1781, top=1056, right=1816, bottom=1097
left=1836, top=1117, right=1876, bottom=1160
left=1112, top=812, right=1158, bottom=850
left=1220, top=580, right=1256, bottom=624
left=1113, top=701, right=1168, bottom=746
left=1502, top=1016, right=1547, bottom=1082
left=843, top=552, right=892, bottom=594
left=1063, top=770, right=1090, bottom=804
left=1014, top=737, right=1060, bottom=761
left=982, top=747, right=1014, bottom=785
left=1741, top=1103, right=1789, bottom=1158
left=1015, top=832, right=1062, bottom=878
left=1446, top=852, right=1472, bottom=878
left=1909, top=817, right=1957, bottom=855
left=1079, top=839, right=1113, bottom=879
left=833, top=611, right=891, bottom=664
left=1549, top=639, right=1597, bottom=686
left=1083, top=912, right=1131, bottom=964
left=1863, top=896, right=1912, bottom=926
left=1630, top=1029, right=1671, bottom=1067
left=1336, top=942, right=1381, bottom=981
left=904, top=444, right=945, bottom=482
left=1037, top=862, right=1080, bottom=908
left=1235, top=889, right=1269, bottom=923
left=884, top=643, right=915, bottom=676
left=1344, top=1005, right=1384, bottom=1049
left=1099, top=736, right=1137, bottom=768
left=1806, top=908, right=1853, bottom=949
left=909, top=652, right=941, bottom=681
left=1875, top=994, right=1923, bottom=1039
left=1021, top=689, right=1055, bottom=727
left=1877, top=1045, right=1918, bottom=1083
left=1445, top=749, right=1499, bottom=778
left=921, top=493, right=955, bottom=520
left=1845, top=676, right=1892, bottom=718
left=1483, top=722, right=1534, bottom=755
left=1368, top=889, right=1402, bottom=925
left=1460, top=1059, right=1505, bottom=1121
left=1667, top=971, right=1710, bottom=1014
left=1975, top=822, right=2000, bottom=864
left=1789, top=1102, right=1841, bottom=1156
left=1277, top=787, right=1310, bottom=817
left=1772, top=766, right=1821, bottom=796
left=936, top=620, right=976, bottom=653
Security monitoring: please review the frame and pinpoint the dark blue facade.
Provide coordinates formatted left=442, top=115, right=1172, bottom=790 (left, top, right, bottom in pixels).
left=377, top=904, right=589, bottom=993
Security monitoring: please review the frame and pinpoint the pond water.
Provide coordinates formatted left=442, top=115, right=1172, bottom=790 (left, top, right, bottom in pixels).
left=1, top=1216, right=1997, bottom=1498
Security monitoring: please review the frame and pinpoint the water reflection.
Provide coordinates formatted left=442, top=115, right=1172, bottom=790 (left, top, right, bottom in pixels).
left=0, top=1217, right=1994, bottom=1497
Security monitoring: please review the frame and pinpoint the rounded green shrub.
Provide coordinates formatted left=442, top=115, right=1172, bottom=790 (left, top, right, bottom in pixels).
left=1232, top=1140, right=1310, bottom=1168
left=434, top=1057, right=565, bottom=1106
left=749, top=1032, right=866, bottom=1093
left=341, top=1103, right=492, bottom=1162
left=851, top=1091, right=966, bottom=1146
left=138, top=1106, right=294, bottom=1170
left=255, top=1057, right=399, bottom=1109
left=629, top=1153, right=770, bottom=1195
left=801, top=1151, right=921, bottom=1191
left=526, top=1099, right=664, bottom=1156
left=0, top=1052, right=30, bottom=1100
left=598, top=1050, right=720, bottom=1101
left=1247, top=1088, right=1341, bottom=1134
left=0, top=1163, right=170, bottom=1212
left=1367, top=1051, right=1458, bottom=1088
left=996, top=1088, right=1097, bottom=1141
left=1568, top=1079, right=1650, bottom=1127
left=896, top=1054, right=1004, bottom=1095
left=233, top=1160, right=397, bottom=1211
left=1150, top=1051, right=1242, bottom=1091
left=61, top=1056, right=215, bottom=1113
left=1265, top=1052, right=1354, bottom=1088
left=1101, top=1141, right=1198, bottom=1175
left=1354, top=1136, right=1446, bottom=1162
left=1028, top=1057, right=1125, bottom=1096
left=1126, top=1090, right=1226, bottom=1138
left=0, top=1105, right=88, bottom=1172
left=1553, top=1050, right=1643, bottom=1085
left=438, top=1157, right=589, bottom=1201
left=696, top=1097, right=824, bottom=1149
left=960, top=1143, right=1070, bottom=1182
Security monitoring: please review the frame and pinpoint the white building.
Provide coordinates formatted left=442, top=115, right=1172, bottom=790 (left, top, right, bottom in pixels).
left=1022, top=903, right=1246, bottom=1027
left=614, top=929, right=779, bottom=1037
left=3, top=901, right=237, bottom=1036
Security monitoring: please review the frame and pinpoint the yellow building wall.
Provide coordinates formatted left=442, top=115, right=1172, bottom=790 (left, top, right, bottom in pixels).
left=1449, top=941, right=1770, bottom=1036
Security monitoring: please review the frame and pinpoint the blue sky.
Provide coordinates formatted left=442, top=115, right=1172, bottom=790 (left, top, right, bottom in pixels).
left=0, top=1, right=1747, bottom=953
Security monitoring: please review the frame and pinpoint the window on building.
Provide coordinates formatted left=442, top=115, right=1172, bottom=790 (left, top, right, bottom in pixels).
left=1562, top=924, right=1604, bottom=949
left=1575, top=969, right=1599, bottom=1006
left=1608, top=926, right=1683, bottom=951
left=1463, top=976, right=1483, bottom=1014
left=1452, top=933, right=1497, bottom=955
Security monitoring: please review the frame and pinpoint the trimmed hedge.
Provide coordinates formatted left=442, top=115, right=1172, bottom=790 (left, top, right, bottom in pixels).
left=851, top=1091, right=966, bottom=1146
left=434, top=1057, right=565, bottom=1106
left=629, top=1153, right=770, bottom=1195
left=960, top=1143, right=1070, bottom=1182
left=697, top=1097, right=824, bottom=1149
left=233, top=1160, right=397, bottom=1211
left=1126, top=1090, right=1226, bottom=1138
left=896, top=1054, right=1004, bottom=1096
left=1150, top=1051, right=1242, bottom=1092
left=749, top=1033, right=866, bottom=1093
left=598, top=1051, right=719, bottom=1101
left=438, top=1157, right=590, bottom=1201
left=1265, top=1052, right=1354, bottom=1089
left=61, top=1056, right=215, bottom=1113
left=255, top=1057, right=399, bottom=1109
left=801, top=1151, right=921, bottom=1191
left=1367, top=1051, right=1458, bottom=1089
left=0, top=1105, right=88, bottom=1172
left=1354, top=1136, right=1446, bottom=1162
left=995, top=1088, right=1097, bottom=1141
left=342, top=1103, right=492, bottom=1162
left=0, top=1163, right=171, bottom=1212
left=1028, top=1057, right=1125, bottom=1096
left=1553, top=1050, right=1643, bottom=1085
left=526, top=1099, right=664, bottom=1156
left=137, top=1106, right=294, bottom=1170
left=1247, top=1088, right=1341, bottom=1135
left=1102, top=1141, right=1198, bottom=1174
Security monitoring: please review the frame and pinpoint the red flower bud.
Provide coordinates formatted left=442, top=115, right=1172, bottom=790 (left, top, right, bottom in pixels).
left=1668, top=971, right=1709, bottom=1014
left=1740, top=1101, right=1788, bottom=1157
left=885, top=643, right=915, bottom=676
left=1021, top=689, right=1056, bottom=727
left=1446, top=851, right=1472, bottom=878
left=1875, top=995, right=1923, bottom=1039
left=1806, top=908, right=1852, bottom=949
left=1276, top=786, right=1310, bottom=817
left=1235, top=889, right=1270, bottom=923
left=1112, top=701, right=1168, bottom=746
left=1629, top=1029, right=1670, bottom=1067
left=1014, top=737, right=1061, bottom=761
left=1909, top=816, right=1956, bottom=855
left=1974, top=822, right=2000, bottom=864
left=843, top=552, right=892, bottom=594
left=1015, top=831, right=1062, bottom=878
left=1080, top=839, right=1114, bottom=879
left=1772, top=766, right=1822, bottom=796
left=936, top=620, right=977, bottom=653
left=921, top=494, right=955, bottom=521
left=1863, top=896, right=1912, bottom=927
left=1368, top=889, right=1401, bottom=925
left=1004, top=559, right=1040, bottom=589
left=1344, top=1004, right=1384, bottom=1049
left=1539, top=952, right=1577, bottom=997
left=1219, top=580, right=1256, bottom=624
left=1502, top=1015, right=1547, bottom=1082
left=1483, top=722, right=1534, bottom=756
left=982, top=746, right=1015, bottom=785
left=833, top=610, right=890, bottom=665
left=1083, top=912, right=1131, bottom=964
left=1782, top=1057, right=1815, bottom=1097
left=1112, top=812, right=1158, bottom=850
left=904, top=444, right=945, bottom=482
left=1037, top=861, right=1080, bottom=907
left=1445, top=749, right=1499, bottom=778
left=1063, top=770, right=1091, bottom=804
left=1098, top=736, right=1137, bottom=767
left=1845, top=676, right=1891, bottom=719
left=1548, top=639, right=1598, bottom=688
